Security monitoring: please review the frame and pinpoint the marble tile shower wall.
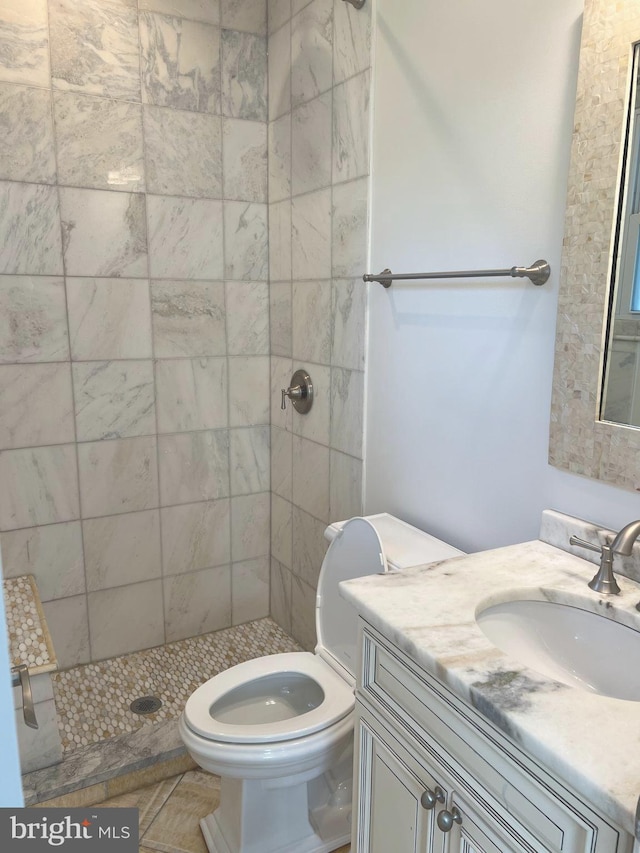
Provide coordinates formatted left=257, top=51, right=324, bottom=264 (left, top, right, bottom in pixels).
left=0, top=0, right=271, bottom=669
left=267, top=0, right=371, bottom=649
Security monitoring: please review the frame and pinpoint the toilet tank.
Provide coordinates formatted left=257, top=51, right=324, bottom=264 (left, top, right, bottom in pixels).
left=325, top=512, right=465, bottom=571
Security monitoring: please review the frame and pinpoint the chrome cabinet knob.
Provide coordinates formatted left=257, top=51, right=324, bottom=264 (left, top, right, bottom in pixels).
left=437, top=806, right=462, bottom=832
left=420, top=786, right=444, bottom=810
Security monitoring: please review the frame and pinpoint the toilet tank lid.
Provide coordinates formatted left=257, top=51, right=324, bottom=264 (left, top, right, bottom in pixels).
left=324, top=513, right=464, bottom=570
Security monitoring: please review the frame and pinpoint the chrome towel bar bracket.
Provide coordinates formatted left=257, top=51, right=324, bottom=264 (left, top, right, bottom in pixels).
left=363, top=259, right=550, bottom=288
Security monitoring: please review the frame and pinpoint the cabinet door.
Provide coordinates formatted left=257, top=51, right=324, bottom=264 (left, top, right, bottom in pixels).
left=444, top=791, right=529, bottom=853
left=355, top=716, right=447, bottom=853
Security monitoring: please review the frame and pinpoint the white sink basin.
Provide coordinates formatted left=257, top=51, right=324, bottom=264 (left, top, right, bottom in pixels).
left=476, top=598, right=640, bottom=701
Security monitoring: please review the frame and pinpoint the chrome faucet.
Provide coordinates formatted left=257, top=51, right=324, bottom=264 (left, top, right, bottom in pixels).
left=570, top=519, right=640, bottom=596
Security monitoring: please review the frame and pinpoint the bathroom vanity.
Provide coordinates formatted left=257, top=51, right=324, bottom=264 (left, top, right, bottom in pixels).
left=341, top=513, right=640, bottom=852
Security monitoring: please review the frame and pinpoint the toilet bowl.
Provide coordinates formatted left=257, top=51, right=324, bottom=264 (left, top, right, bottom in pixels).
left=180, top=514, right=463, bottom=853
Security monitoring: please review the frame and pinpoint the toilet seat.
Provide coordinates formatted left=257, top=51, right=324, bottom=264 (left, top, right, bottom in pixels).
left=184, top=652, right=354, bottom=744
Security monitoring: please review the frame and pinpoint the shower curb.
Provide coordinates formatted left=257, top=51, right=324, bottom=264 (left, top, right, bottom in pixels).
left=23, top=719, right=192, bottom=806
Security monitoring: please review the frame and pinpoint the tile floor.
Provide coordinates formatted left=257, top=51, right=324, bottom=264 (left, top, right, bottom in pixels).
left=53, top=618, right=302, bottom=752
left=92, top=769, right=351, bottom=853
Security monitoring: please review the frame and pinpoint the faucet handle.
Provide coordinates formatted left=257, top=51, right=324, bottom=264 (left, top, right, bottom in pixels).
left=569, top=536, right=621, bottom=595
left=569, top=535, right=602, bottom=554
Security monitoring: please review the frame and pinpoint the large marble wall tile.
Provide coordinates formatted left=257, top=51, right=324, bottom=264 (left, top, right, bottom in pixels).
left=140, top=12, right=220, bottom=114
left=221, top=30, right=267, bottom=120
left=0, top=521, right=85, bottom=602
left=291, top=0, right=332, bottom=107
left=0, top=444, right=80, bottom=530
left=0, top=277, right=68, bottom=363
left=49, top=0, right=141, bottom=101
left=291, top=92, right=331, bottom=195
left=269, top=281, right=292, bottom=357
left=291, top=360, right=329, bottom=445
left=163, top=565, right=231, bottom=642
left=292, top=0, right=312, bottom=14
left=290, top=573, right=316, bottom=650
left=229, top=425, right=270, bottom=494
left=267, top=22, right=290, bottom=121
left=269, top=201, right=292, bottom=282
left=88, top=579, right=164, bottom=659
left=270, top=557, right=291, bottom=634
left=292, top=504, right=327, bottom=586
left=329, top=366, right=363, bottom=458
left=60, top=188, right=148, bottom=278
left=221, top=0, right=266, bottom=35
left=225, top=281, right=269, bottom=355
left=231, top=492, right=269, bottom=560
left=223, top=118, right=267, bottom=202
left=147, top=196, right=223, bottom=279
left=329, top=448, right=362, bottom=520
left=331, top=277, right=365, bottom=370
left=271, top=493, right=292, bottom=567
left=73, top=360, right=156, bottom=441
left=269, top=0, right=291, bottom=34
left=0, top=0, right=50, bottom=87
left=145, top=107, right=222, bottom=198
left=332, top=0, right=370, bottom=85
left=331, top=176, right=367, bottom=277
left=270, top=425, right=292, bottom=500
left=232, top=555, right=269, bottom=623
left=0, top=83, right=56, bottom=183
left=333, top=70, right=369, bottom=184
left=268, top=113, right=291, bottom=202
left=155, top=357, right=228, bottom=432
left=158, top=430, right=230, bottom=505
left=223, top=202, right=268, bottom=280
left=228, top=356, right=270, bottom=425
left=78, top=436, right=159, bottom=518
left=0, top=182, right=63, bottom=275
left=41, top=595, right=90, bottom=668
left=0, top=364, right=74, bottom=450
left=292, top=280, right=331, bottom=364
left=150, top=280, right=226, bottom=357
left=66, top=278, right=152, bottom=360
left=291, top=434, right=329, bottom=521
left=139, top=0, right=220, bottom=24
left=161, top=498, right=230, bottom=575
left=83, top=509, right=161, bottom=591
left=54, top=93, right=145, bottom=193
left=291, top=188, right=331, bottom=279
left=270, top=355, right=293, bottom=431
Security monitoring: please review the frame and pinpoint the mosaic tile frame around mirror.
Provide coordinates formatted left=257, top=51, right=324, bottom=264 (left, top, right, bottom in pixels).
left=549, top=0, right=640, bottom=491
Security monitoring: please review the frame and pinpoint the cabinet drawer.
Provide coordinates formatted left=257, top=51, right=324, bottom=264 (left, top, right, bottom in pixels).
left=359, top=622, right=625, bottom=853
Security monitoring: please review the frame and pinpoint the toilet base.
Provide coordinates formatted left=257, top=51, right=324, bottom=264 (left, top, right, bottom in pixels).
left=198, top=775, right=351, bottom=853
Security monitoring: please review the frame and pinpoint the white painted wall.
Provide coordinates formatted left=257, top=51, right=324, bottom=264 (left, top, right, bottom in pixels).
left=0, top=546, right=24, bottom=805
left=365, top=0, right=640, bottom=552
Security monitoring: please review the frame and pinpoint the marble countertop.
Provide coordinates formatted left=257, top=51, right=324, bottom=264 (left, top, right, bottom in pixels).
left=340, top=538, right=640, bottom=838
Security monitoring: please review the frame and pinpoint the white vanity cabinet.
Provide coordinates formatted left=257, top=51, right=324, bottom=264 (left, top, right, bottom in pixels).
left=352, top=621, right=633, bottom=853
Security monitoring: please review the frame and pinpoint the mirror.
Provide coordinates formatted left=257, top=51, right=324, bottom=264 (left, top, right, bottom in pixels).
left=549, top=0, right=640, bottom=491
left=601, top=45, right=640, bottom=426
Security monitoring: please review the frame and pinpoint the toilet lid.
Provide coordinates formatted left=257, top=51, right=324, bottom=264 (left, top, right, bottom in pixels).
left=316, top=517, right=388, bottom=680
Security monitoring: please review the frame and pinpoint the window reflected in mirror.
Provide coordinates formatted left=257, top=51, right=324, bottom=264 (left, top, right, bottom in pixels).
left=602, top=44, right=640, bottom=427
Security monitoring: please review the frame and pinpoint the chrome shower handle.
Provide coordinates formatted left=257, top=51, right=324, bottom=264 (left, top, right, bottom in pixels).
left=11, top=664, right=38, bottom=729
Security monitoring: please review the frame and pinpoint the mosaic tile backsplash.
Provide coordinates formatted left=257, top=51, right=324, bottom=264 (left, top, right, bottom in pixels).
left=53, top=617, right=301, bottom=753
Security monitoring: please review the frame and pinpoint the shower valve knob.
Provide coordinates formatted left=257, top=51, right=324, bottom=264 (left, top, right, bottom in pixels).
left=280, top=370, right=313, bottom=414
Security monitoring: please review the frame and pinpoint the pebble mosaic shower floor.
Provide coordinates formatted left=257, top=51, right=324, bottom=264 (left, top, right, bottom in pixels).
left=52, top=618, right=302, bottom=753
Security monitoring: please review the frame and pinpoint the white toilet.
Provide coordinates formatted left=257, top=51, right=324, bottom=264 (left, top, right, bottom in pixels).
left=179, top=514, right=463, bottom=853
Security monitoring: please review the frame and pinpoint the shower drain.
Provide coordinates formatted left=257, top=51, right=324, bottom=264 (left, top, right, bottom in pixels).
left=129, top=696, right=162, bottom=715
